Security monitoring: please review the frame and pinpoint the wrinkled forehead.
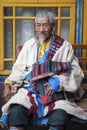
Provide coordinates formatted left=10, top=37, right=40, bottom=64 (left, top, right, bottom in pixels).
left=35, top=16, right=50, bottom=24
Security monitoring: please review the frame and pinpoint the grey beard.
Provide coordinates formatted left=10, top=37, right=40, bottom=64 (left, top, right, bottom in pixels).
left=38, top=37, right=45, bottom=45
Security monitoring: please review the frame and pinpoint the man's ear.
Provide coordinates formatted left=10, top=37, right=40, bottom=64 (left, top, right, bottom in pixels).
left=52, top=24, right=56, bottom=33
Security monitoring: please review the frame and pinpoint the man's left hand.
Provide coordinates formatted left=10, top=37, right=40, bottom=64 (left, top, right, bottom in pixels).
left=44, top=82, right=54, bottom=96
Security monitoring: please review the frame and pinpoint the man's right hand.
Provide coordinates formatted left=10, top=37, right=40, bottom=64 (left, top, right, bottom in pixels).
left=3, top=84, right=11, bottom=102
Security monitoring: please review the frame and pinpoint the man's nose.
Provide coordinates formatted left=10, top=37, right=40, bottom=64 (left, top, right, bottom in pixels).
left=39, top=25, right=44, bottom=31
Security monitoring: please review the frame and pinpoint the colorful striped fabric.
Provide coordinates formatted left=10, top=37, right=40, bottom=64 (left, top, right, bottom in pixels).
left=31, top=80, right=66, bottom=105
left=30, top=34, right=71, bottom=99
left=47, top=34, right=64, bottom=60
left=31, top=61, right=71, bottom=81
left=41, top=91, right=65, bottom=105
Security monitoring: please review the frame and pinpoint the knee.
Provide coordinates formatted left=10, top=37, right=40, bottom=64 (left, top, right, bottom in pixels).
left=55, top=109, right=69, bottom=122
left=8, top=104, right=29, bottom=126
left=9, top=104, right=26, bottom=116
left=48, top=109, right=69, bottom=126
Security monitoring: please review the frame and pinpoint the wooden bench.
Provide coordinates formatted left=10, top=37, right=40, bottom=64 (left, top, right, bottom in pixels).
left=72, top=44, right=87, bottom=112
left=72, top=44, right=87, bottom=77
left=0, top=44, right=87, bottom=130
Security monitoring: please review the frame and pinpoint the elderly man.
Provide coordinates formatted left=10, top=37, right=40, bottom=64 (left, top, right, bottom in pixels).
left=0, top=10, right=87, bottom=130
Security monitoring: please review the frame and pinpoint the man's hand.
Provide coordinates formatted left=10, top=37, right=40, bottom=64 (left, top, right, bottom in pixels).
left=3, top=84, right=11, bottom=102
left=44, top=82, right=54, bottom=96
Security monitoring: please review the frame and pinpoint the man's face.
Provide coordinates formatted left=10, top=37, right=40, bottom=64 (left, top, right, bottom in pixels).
left=35, top=16, right=55, bottom=42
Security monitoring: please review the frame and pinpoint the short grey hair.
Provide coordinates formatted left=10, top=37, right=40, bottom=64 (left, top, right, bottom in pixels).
left=35, top=10, right=56, bottom=24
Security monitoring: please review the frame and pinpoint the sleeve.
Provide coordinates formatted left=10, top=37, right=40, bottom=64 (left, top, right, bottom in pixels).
left=4, top=42, right=29, bottom=88
left=52, top=40, right=84, bottom=93
left=48, top=75, right=60, bottom=92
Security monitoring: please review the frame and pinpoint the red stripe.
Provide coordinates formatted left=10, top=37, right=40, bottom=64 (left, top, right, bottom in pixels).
left=47, top=102, right=55, bottom=114
left=27, top=92, right=38, bottom=117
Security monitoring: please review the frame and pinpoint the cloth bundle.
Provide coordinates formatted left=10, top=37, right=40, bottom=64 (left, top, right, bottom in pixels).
left=30, top=61, right=71, bottom=81
left=30, top=60, right=71, bottom=105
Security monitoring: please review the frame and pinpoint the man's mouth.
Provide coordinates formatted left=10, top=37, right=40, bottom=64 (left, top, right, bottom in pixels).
left=37, top=32, right=51, bottom=43
left=38, top=32, right=49, bottom=36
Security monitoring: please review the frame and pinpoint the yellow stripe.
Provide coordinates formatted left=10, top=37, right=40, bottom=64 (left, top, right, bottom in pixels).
left=4, top=80, right=12, bottom=88
left=38, top=39, right=51, bottom=60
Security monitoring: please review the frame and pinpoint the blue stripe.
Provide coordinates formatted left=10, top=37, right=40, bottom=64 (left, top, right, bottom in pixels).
left=36, top=94, right=44, bottom=117
left=0, top=76, right=7, bottom=82
left=76, top=0, right=83, bottom=57
left=25, top=87, right=44, bottom=118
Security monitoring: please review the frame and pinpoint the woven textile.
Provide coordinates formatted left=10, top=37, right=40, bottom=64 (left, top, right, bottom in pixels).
left=29, top=34, right=71, bottom=104
left=31, top=61, right=71, bottom=81
left=47, top=34, right=64, bottom=60
left=30, top=81, right=65, bottom=105
left=41, top=91, right=65, bottom=105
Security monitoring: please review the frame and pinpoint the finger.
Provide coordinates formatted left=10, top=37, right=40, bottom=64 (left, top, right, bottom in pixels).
left=3, top=94, right=11, bottom=102
left=44, top=83, right=49, bottom=88
left=46, top=89, right=54, bottom=96
left=45, top=85, right=50, bottom=95
left=49, top=89, right=54, bottom=96
left=2, top=96, right=8, bottom=102
left=2, top=93, right=11, bottom=99
left=50, top=90, right=54, bottom=95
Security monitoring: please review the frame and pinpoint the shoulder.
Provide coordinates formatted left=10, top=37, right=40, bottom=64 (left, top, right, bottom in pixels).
left=52, top=34, right=73, bottom=50
left=17, top=38, right=36, bottom=54
left=53, top=34, right=64, bottom=44
left=23, top=37, right=36, bottom=47
left=63, top=40, right=73, bottom=50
